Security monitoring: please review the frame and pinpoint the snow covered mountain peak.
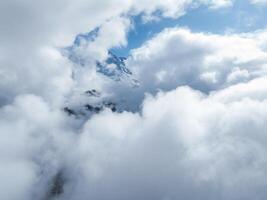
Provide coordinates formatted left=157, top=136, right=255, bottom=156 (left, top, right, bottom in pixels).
left=62, top=28, right=139, bottom=87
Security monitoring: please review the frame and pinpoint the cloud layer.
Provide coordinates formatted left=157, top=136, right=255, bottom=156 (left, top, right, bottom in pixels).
left=1, top=1, right=267, bottom=200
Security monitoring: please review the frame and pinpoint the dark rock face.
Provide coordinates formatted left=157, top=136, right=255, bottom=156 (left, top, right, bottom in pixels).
left=63, top=87, right=119, bottom=119
left=84, top=104, right=102, bottom=113
left=84, top=89, right=101, bottom=97
left=84, top=101, right=117, bottom=114
left=63, top=107, right=77, bottom=116
left=47, top=172, right=65, bottom=199
left=103, top=101, right=117, bottom=112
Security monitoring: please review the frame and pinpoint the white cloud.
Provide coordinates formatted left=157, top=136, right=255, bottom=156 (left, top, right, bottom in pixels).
left=132, top=0, right=233, bottom=20
left=207, top=0, right=234, bottom=9
left=0, top=94, right=86, bottom=200
left=0, top=0, right=135, bottom=107
left=226, top=67, right=250, bottom=83
left=0, top=0, right=233, bottom=107
left=211, top=76, right=267, bottom=102
left=3, top=80, right=264, bottom=200
left=250, top=0, right=267, bottom=5
left=57, top=83, right=267, bottom=200
left=127, top=28, right=267, bottom=97
left=1, top=0, right=267, bottom=200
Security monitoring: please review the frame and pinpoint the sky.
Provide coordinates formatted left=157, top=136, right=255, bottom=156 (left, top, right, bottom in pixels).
left=112, top=0, right=267, bottom=56
left=1, top=1, right=267, bottom=200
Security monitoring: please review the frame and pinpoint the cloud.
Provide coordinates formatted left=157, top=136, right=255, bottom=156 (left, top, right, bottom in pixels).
left=131, top=0, right=233, bottom=20
left=1, top=0, right=267, bottom=200
left=207, top=0, right=234, bottom=9
left=54, top=82, right=267, bottom=200
left=250, top=0, right=267, bottom=5
left=2, top=80, right=265, bottom=200
left=127, top=28, right=267, bottom=97
left=0, top=0, right=233, bottom=107
left=0, top=94, right=78, bottom=200
left=0, top=0, right=135, bottom=107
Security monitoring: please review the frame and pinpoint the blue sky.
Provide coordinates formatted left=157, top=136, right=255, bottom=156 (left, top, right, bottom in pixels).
left=112, top=0, right=267, bottom=57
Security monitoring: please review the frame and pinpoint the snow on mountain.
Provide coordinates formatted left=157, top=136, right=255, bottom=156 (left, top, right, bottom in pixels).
left=61, top=28, right=140, bottom=118
left=62, top=28, right=139, bottom=87
left=96, top=51, right=140, bottom=87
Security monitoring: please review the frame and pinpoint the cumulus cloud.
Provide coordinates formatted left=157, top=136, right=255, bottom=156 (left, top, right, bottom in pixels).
left=0, top=95, right=76, bottom=200
left=0, top=0, right=232, bottom=107
left=3, top=80, right=267, bottom=200
left=127, top=28, right=267, bottom=96
left=130, top=0, right=233, bottom=20
left=1, top=0, right=267, bottom=200
left=89, top=27, right=267, bottom=111
left=57, top=83, right=267, bottom=200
